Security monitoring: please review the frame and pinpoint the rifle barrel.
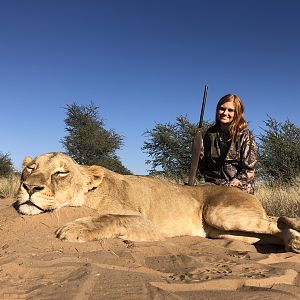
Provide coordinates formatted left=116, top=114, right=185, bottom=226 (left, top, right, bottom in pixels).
left=198, top=84, right=208, bottom=128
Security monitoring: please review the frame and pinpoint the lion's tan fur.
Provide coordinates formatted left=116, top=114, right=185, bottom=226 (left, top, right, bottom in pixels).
left=15, top=152, right=300, bottom=253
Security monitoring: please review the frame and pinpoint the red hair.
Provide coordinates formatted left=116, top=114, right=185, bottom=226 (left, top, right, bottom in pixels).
left=215, top=94, right=247, bottom=141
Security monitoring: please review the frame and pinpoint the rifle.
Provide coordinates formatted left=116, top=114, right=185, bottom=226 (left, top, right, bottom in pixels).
left=187, top=85, right=208, bottom=186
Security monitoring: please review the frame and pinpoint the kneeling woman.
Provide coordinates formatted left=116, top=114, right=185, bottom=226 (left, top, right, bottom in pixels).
left=200, top=94, right=257, bottom=194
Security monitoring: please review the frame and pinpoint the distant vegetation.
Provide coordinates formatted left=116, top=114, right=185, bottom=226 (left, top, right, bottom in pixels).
left=0, top=151, right=20, bottom=198
left=257, top=116, right=300, bottom=184
left=0, top=174, right=20, bottom=199
left=0, top=152, right=14, bottom=177
left=255, top=178, right=300, bottom=217
left=142, top=116, right=212, bottom=182
left=61, top=102, right=131, bottom=175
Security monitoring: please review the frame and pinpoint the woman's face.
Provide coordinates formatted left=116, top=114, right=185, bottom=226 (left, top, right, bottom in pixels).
left=217, top=101, right=235, bottom=125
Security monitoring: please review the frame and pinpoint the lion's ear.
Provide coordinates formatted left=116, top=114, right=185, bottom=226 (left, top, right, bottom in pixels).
left=22, top=156, right=33, bottom=167
left=80, top=165, right=104, bottom=191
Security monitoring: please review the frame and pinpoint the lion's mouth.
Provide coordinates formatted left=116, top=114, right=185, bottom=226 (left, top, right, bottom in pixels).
left=23, top=200, right=47, bottom=212
left=15, top=199, right=53, bottom=215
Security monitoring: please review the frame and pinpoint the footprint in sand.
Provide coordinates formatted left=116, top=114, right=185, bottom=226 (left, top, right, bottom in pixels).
left=144, top=254, right=196, bottom=273
left=163, top=261, right=276, bottom=283
left=227, top=250, right=251, bottom=260
left=238, top=265, right=269, bottom=278
left=165, top=265, right=234, bottom=283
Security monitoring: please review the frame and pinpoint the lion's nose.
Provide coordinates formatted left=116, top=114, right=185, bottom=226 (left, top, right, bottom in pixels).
left=23, top=183, right=45, bottom=196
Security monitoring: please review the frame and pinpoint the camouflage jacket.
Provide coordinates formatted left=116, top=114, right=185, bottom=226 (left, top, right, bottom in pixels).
left=199, top=124, right=257, bottom=194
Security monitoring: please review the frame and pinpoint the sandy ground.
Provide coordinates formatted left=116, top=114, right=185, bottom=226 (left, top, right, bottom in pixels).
left=0, top=198, right=300, bottom=300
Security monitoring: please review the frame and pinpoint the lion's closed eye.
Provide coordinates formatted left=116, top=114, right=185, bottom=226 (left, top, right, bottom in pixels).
left=26, top=164, right=36, bottom=172
left=53, top=171, right=69, bottom=177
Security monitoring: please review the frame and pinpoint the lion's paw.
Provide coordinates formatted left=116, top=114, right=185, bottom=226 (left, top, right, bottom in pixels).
left=287, top=236, right=300, bottom=254
left=56, top=221, right=91, bottom=242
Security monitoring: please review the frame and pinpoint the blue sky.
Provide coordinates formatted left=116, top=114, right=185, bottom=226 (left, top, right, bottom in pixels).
left=0, top=0, right=299, bottom=174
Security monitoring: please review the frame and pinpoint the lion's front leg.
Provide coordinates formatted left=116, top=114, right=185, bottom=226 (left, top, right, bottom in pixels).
left=56, top=214, right=163, bottom=242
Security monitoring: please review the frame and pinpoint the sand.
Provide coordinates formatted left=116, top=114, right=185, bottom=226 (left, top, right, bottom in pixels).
left=0, top=197, right=300, bottom=300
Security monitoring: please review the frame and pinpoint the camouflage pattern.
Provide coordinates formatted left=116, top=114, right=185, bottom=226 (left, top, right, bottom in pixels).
left=199, top=124, right=257, bottom=194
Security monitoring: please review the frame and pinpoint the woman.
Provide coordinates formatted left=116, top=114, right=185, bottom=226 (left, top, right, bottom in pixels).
left=199, top=94, right=257, bottom=194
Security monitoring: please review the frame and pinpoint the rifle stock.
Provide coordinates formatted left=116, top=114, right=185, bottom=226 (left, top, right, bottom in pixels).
left=187, top=85, right=208, bottom=186
left=188, top=128, right=204, bottom=185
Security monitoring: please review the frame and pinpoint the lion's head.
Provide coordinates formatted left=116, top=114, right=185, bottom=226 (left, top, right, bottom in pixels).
left=16, top=152, right=103, bottom=215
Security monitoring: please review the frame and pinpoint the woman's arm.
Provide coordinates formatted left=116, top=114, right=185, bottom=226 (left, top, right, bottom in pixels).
left=233, top=129, right=257, bottom=185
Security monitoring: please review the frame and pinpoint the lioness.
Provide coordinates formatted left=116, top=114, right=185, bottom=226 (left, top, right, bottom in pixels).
left=15, top=152, right=300, bottom=253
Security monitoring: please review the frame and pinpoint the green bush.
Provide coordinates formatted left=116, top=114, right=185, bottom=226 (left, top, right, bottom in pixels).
left=258, top=116, right=300, bottom=184
left=0, top=152, right=14, bottom=177
left=61, top=102, right=131, bottom=175
left=142, top=115, right=211, bottom=181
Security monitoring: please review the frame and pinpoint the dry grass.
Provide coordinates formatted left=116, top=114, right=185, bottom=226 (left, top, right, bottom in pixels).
left=0, top=174, right=21, bottom=199
left=255, top=179, right=300, bottom=217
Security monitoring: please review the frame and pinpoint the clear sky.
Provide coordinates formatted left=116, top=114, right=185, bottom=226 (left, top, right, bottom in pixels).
left=0, top=0, right=299, bottom=174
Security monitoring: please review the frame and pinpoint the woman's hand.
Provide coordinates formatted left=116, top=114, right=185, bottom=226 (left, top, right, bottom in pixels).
left=229, top=178, right=242, bottom=187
